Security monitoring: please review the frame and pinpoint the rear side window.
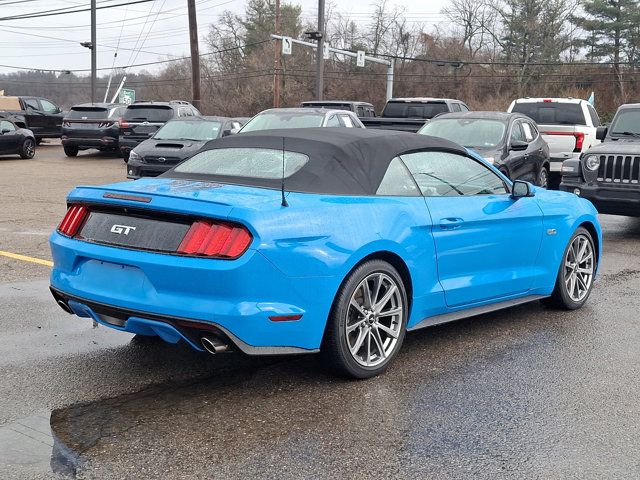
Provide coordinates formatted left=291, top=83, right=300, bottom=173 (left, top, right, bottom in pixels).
left=174, top=148, right=308, bottom=179
left=376, top=157, right=420, bottom=196
left=382, top=102, right=449, bottom=119
left=124, top=106, right=173, bottom=122
left=356, top=106, right=364, bottom=117
left=24, top=98, right=40, bottom=110
left=450, top=103, right=461, bottom=112
left=67, top=108, right=109, bottom=120
left=511, top=102, right=586, bottom=126
left=587, top=104, right=600, bottom=127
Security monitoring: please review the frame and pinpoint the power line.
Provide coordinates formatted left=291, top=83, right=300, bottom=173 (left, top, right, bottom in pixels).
left=0, top=0, right=154, bottom=21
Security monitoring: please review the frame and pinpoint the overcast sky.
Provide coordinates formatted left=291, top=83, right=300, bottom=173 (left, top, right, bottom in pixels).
left=0, top=0, right=448, bottom=75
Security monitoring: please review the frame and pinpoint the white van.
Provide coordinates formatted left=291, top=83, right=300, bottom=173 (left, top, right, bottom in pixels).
left=507, top=98, right=600, bottom=176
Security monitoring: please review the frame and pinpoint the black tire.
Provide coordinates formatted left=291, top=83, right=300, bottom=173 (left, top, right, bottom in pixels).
left=541, top=227, right=596, bottom=310
left=322, top=260, right=408, bottom=379
left=537, top=165, right=550, bottom=188
left=20, top=138, right=35, bottom=159
left=63, top=145, right=79, bottom=157
left=122, top=151, right=130, bottom=162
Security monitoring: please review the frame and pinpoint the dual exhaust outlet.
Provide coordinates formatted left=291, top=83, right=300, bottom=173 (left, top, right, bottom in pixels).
left=56, top=296, right=229, bottom=355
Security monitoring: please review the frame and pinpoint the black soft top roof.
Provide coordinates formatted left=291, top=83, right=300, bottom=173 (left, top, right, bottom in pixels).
left=166, top=128, right=467, bottom=195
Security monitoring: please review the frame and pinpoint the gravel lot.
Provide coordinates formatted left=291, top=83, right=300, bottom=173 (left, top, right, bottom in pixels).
left=0, top=143, right=638, bottom=479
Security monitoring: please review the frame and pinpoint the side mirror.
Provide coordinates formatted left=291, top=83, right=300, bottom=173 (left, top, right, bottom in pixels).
left=596, top=126, right=607, bottom=141
left=510, top=140, right=528, bottom=151
left=229, top=127, right=240, bottom=135
left=1, top=129, right=10, bottom=134
left=221, top=129, right=232, bottom=137
left=511, top=180, right=534, bottom=198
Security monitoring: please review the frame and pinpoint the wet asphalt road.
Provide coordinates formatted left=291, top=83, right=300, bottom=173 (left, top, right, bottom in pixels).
left=1, top=145, right=639, bottom=479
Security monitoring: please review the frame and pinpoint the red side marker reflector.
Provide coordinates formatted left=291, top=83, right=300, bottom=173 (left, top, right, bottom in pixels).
left=268, top=314, right=303, bottom=322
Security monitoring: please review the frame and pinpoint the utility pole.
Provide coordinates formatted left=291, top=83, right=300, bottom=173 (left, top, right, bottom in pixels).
left=187, top=0, right=201, bottom=111
left=90, top=0, right=96, bottom=103
left=315, top=0, right=325, bottom=100
left=273, top=0, right=281, bottom=107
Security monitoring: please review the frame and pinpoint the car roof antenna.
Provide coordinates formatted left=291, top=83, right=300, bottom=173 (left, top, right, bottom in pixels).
left=280, top=136, right=289, bottom=207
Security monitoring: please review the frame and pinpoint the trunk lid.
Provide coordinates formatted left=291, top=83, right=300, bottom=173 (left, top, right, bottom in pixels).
left=538, top=124, right=579, bottom=155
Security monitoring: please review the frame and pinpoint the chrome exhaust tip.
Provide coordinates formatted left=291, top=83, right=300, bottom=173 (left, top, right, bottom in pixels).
left=200, top=336, right=229, bottom=354
left=57, top=299, right=73, bottom=314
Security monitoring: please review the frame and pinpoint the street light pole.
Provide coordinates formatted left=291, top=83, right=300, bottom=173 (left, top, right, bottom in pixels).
left=315, top=0, right=325, bottom=100
left=273, top=0, right=281, bottom=107
left=187, top=0, right=201, bottom=111
left=90, top=0, right=96, bottom=103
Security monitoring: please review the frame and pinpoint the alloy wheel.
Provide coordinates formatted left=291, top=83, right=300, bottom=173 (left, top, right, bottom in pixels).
left=564, top=234, right=594, bottom=302
left=345, top=272, right=403, bottom=367
left=538, top=168, right=548, bottom=188
left=24, top=139, right=35, bottom=158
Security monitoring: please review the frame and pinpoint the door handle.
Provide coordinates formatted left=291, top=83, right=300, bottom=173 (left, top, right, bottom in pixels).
left=439, top=217, right=464, bottom=230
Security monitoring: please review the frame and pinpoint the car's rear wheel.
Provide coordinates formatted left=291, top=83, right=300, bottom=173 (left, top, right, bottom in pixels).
left=323, top=260, right=407, bottom=379
left=20, top=138, right=35, bottom=159
left=63, top=145, right=79, bottom=157
left=537, top=165, right=549, bottom=188
left=542, top=227, right=596, bottom=310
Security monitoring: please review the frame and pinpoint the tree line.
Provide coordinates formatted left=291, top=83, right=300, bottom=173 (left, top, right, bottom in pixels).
left=1, top=0, right=639, bottom=119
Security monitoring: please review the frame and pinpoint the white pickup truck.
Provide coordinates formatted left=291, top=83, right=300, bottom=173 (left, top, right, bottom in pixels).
left=507, top=98, right=600, bottom=183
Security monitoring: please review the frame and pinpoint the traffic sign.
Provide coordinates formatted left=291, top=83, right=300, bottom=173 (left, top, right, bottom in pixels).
left=118, top=88, right=135, bottom=105
left=282, top=36, right=292, bottom=55
left=323, top=42, right=330, bottom=60
left=356, top=50, right=365, bottom=67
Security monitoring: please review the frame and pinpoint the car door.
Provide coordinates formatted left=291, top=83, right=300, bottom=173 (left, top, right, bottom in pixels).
left=22, top=97, right=44, bottom=135
left=507, top=120, right=529, bottom=179
left=400, top=150, right=544, bottom=307
left=0, top=120, right=19, bottom=153
left=38, top=98, right=63, bottom=135
left=522, top=120, right=545, bottom=178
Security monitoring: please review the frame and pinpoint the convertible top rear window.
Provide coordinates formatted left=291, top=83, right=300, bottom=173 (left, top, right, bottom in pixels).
left=174, top=148, right=308, bottom=179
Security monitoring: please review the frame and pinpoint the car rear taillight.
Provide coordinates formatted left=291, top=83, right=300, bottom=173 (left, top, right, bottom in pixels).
left=543, top=99, right=553, bottom=103
left=177, top=220, right=252, bottom=259
left=119, top=120, right=129, bottom=128
left=57, top=205, right=89, bottom=237
left=573, top=132, right=585, bottom=152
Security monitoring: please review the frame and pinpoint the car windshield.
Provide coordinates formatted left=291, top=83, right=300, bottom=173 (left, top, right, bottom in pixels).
left=173, top=148, right=308, bottom=179
left=154, top=120, right=222, bottom=141
left=419, top=118, right=507, bottom=148
left=511, top=102, right=586, bottom=125
left=124, top=106, right=173, bottom=122
left=382, top=102, right=449, bottom=119
left=240, top=112, right=324, bottom=132
left=609, top=109, right=640, bottom=136
left=66, top=108, right=109, bottom=120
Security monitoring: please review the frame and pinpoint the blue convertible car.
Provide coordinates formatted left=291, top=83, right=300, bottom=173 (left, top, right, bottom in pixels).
left=50, top=129, right=601, bottom=378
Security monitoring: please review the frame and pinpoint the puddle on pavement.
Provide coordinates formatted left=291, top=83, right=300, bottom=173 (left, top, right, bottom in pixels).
left=0, top=412, right=82, bottom=478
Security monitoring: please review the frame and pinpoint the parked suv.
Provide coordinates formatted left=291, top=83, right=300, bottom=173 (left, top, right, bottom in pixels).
left=560, top=103, right=640, bottom=216
left=419, top=112, right=551, bottom=187
left=118, top=100, right=200, bottom=160
left=61, top=103, right=126, bottom=157
left=0, top=95, right=64, bottom=142
left=508, top=98, right=600, bottom=184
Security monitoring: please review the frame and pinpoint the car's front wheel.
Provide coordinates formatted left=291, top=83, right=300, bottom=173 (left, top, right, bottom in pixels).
left=323, top=260, right=408, bottom=379
left=20, top=138, right=35, bottom=159
left=542, top=226, right=596, bottom=310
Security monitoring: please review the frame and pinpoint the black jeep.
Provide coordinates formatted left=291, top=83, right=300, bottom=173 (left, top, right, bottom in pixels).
left=560, top=103, right=640, bottom=216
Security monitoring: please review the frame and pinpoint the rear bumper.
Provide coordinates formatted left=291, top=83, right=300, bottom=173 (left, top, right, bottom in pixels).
left=49, top=231, right=337, bottom=351
left=559, top=181, right=640, bottom=216
left=119, top=136, right=149, bottom=152
left=62, top=135, right=118, bottom=149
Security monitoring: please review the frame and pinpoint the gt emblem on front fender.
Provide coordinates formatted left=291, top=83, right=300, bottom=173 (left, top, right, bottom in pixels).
left=110, top=225, right=137, bottom=235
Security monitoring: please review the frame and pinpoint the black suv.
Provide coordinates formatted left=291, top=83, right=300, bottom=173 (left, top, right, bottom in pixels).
left=62, top=103, right=126, bottom=157
left=560, top=103, right=640, bottom=216
left=118, top=101, right=200, bottom=160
